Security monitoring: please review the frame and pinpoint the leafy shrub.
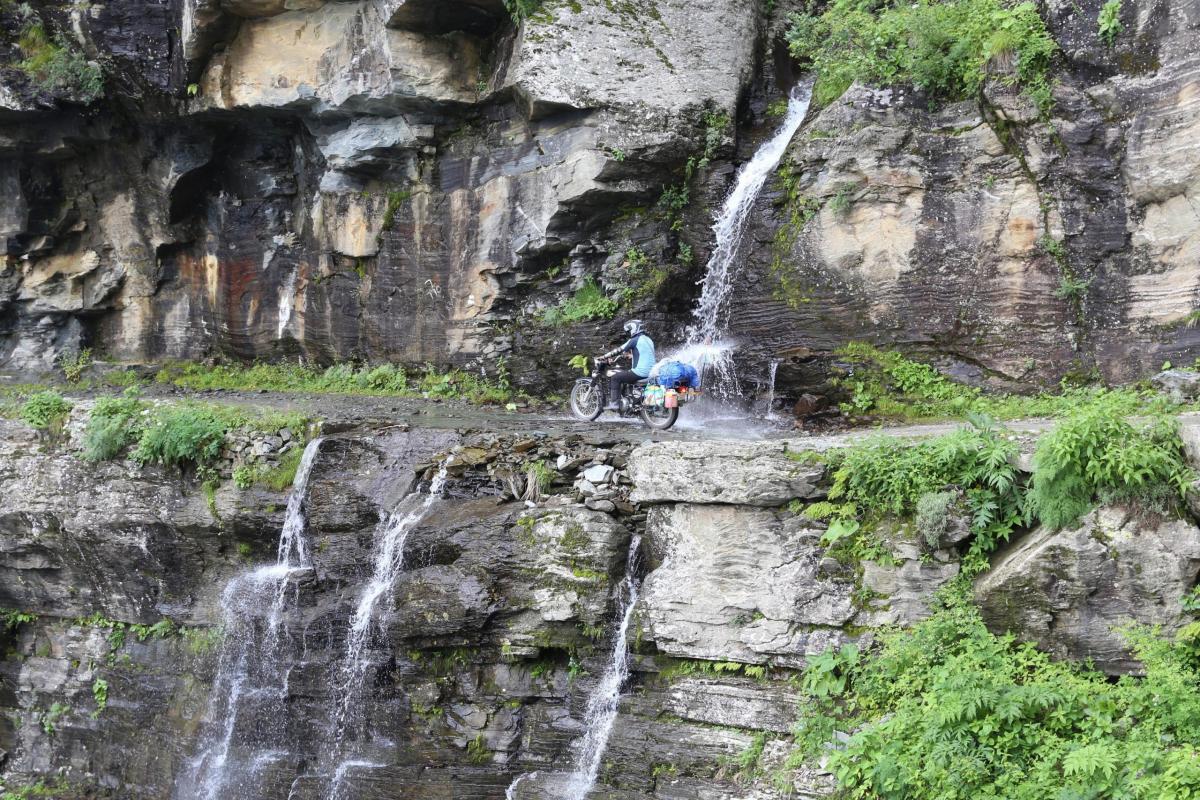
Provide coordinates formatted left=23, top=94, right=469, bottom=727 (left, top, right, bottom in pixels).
left=503, top=0, right=544, bottom=20
left=786, top=0, right=1057, bottom=112
left=818, top=417, right=1022, bottom=563
left=539, top=278, right=618, bottom=326
left=19, top=392, right=72, bottom=431
left=833, top=342, right=1177, bottom=422
left=1026, top=395, right=1192, bottom=530
left=83, top=390, right=146, bottom=461
left=155, top=360, right=521, bottom=406
left=231, top=446, right=307, bottom=492
left=1, top=609, right=37, bottom=630
left=915, top=489, right=959, bottom=550
left=1098, top=0, right=1123, bottom=44
left=18, top=22, right=104, bottom=102
left=787, top=597, right=1200, bottom=800
left=132, top=405, right=228, bottom=470
left=617, top=248, right=670, bottom=305
left=90, top=678, right=108, bottom=718
left=59, top=348, right=92, bottom=383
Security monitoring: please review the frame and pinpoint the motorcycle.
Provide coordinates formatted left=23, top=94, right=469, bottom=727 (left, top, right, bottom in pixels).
left=569, top=357, right=694, bottom=431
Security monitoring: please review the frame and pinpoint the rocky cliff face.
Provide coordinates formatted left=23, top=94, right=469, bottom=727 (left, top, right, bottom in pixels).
left=6, top=409, right=1196, bottom=798
left=3, top=0, right=1198, bottom=401
left=0, top=0, right=758, bottom=390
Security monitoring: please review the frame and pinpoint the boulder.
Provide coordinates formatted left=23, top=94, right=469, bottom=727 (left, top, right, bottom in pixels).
left=1152, top=369, right=1200, bottom=404
left=975, top=506, right=1200, bottom=674
left=639, top=504, right=854, bottom=667
left=628, top=440, right=826, bottom=507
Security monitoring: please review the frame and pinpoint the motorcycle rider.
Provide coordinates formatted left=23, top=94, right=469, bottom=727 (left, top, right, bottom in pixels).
left=600, top=319, right=656, bottom=411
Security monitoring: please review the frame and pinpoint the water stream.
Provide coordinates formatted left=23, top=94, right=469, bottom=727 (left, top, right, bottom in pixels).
left=174, top=438, right=323, bottom=800
left=688, top=82, right=813, bottom=347
left=562, top=535, right=644, bottom=800
left=765, top=358, right=782, bottom=420
left=505, top=770, right=538, bottom=799
left=327, top=463, right=450, bottom=800
left=682, top=81, right=813, bottom=403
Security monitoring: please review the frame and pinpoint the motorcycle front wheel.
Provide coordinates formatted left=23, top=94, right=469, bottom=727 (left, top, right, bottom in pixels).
left=570, top=380, right=603, bottom=421
left=640, top=404, right=679, bottom=431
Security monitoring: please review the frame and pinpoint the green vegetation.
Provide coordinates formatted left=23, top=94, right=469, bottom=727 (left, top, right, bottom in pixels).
left=466, top=734, right=491, bottom=764
left=180, top=626, right=223, bottom=657
left=82, top=389, right=145, bottom=461
left=656, top=109, right=731, bottom=234
left=381, top=189, right=412, bottom=232
left=155, top=360, right=525, bottom=406
left=0, top=779, right=74, bottom=800
left=59, top=348, right=91, bottom=384
left=786, top=0, right=1057, bottom=113
left=16, top=21, right=104, bottom=102
left=736, top=731, right=771, bottom=777
left=40, top=702, right=68, bottom=736
left=833, top=342, right=1178, bottom=422
left=658, top=657, right=769, bottom=682
left=812, top=417, right=1023, bottom=568
left=527, top=460, right=555, bottom=495
left=1098, top=0, right=1123, bottom=44
left=768, top=166, right=825, bottom=307
left=807, top=395, right=1193, bottom=571
left=1054, top=272, right=1091, bottom=302
left=1025, top=394, right=1191, bottom=529
left=539, top=278, right=618, bottom=326
left=766, top=98, right=790, bottom=118
left=232, top=446, right=307, bottom=491
left=19, top=391, right=71, bottom=431
left=131, top=405, right=227, bottom=470
left=617, top=248, right=670, bottom=305
left=2, top=609, right=37, bottom=630
left=786, top=594, right=1200, bottom=799
left=828, top=182, right=856, bottom=215
left=90, top=678, right=108, bottom=719
left=503, top=0, right=545, bottom=20
left=568, top=354, right=591, bottom=375
left=82, top=390, right=309, bottom=471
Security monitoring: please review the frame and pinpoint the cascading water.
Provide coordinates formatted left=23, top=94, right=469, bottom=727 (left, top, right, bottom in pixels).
left=562, top=535, right=643, bottom=800
left=326, top=463, right=450, bottom=800
left=765, top=358, right=782, bottom=419
left=175, top=438, right=323, bottom=800
left=505, top=770, right=538, bottom=799
left=683, top=81, right=813, bottom=392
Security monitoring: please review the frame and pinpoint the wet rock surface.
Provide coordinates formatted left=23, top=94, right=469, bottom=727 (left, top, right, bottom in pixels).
left=2, top=406, right=1200, bottom=796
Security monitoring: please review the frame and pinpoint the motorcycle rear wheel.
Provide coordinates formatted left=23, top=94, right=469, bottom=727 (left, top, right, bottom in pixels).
left=640, top=404, right=679, bottom=431
left=570, top=381, right=603, bottom=421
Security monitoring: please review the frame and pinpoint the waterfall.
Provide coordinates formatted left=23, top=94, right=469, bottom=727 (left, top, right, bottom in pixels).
left=765, top=358, right=782, bottom=419
left=276, top=267, right=297, bottom=340
left=327, top=463, right=450, bottom=800
left=689, top=82, right=813, bottom=346
left=505, top=770, right=538, bottom=799
left=174, top=438, right=323, bottom=800
left=562, top=535, right=643, bottom=800
left=681, top=83, right=813, bottom=398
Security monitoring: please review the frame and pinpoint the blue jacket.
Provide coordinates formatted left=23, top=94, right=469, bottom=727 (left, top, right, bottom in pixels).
left=612, top=333, right=656, bottom=377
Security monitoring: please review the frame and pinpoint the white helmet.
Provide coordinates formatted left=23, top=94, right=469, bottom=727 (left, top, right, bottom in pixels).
left=623, top=319, right=644, bottom=336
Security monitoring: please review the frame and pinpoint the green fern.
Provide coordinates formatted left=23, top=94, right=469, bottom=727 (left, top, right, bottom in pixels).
left=784, top=599, right=1200, bottom=799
